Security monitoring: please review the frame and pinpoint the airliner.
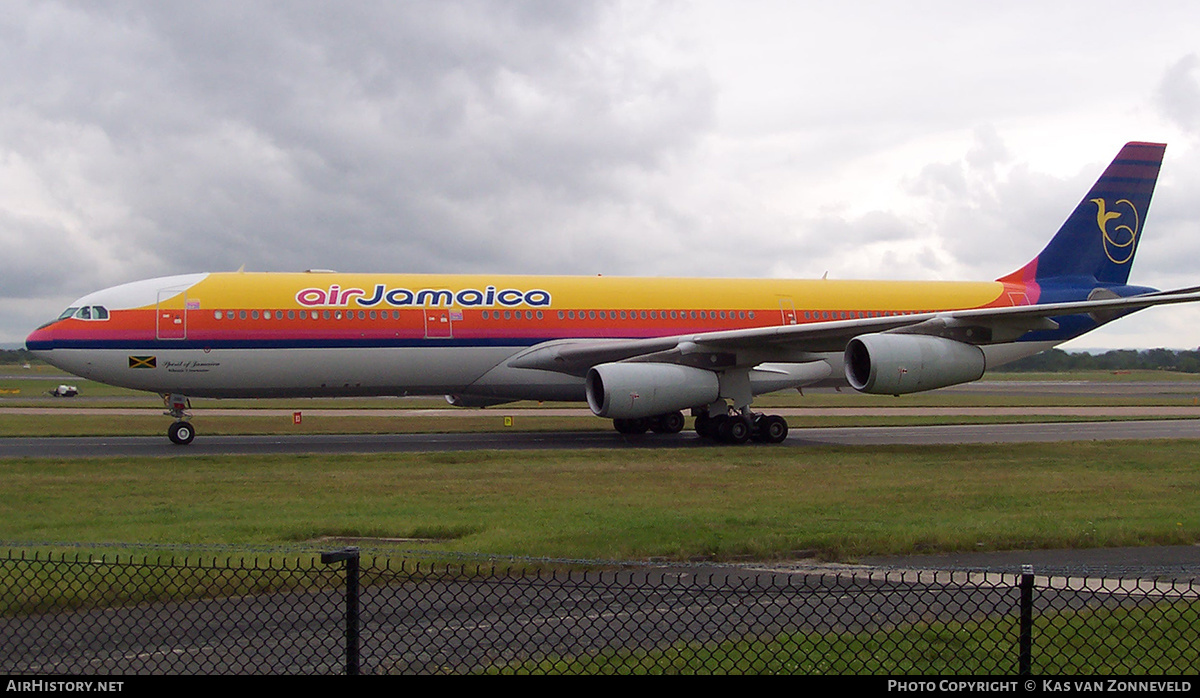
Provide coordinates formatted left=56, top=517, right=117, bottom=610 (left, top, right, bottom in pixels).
left=25, top=142, right=1200, bottom=445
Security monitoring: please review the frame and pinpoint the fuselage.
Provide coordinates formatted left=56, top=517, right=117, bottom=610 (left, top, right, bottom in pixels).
left=26, top=270, right=1044, bottom=402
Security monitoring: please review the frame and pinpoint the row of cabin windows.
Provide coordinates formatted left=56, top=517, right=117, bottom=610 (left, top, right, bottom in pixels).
left=488, top=310, right=757, bottom=321
left=214, top=309, right=404, bottom=321
left=209, top=309, right=763, bottom=323
left=805, top=310, right=926, bottom=320
left=552, top=309, right=755, bottom=321
left=208, top=308, right=930, bottom=323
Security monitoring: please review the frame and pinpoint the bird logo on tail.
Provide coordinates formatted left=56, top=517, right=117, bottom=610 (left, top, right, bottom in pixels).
left=1093, top=197, right=1140, bottom=265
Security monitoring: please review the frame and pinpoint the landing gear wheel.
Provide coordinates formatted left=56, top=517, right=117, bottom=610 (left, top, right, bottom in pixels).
left=651, top=411, right=686, bottom=434
left=168, top=420, right=195, bottom=446
left=613, top=418, right=651, bottom=435
left=717, top=417, right=751, bottom=444
left=753, top=415, right=789, bottom=444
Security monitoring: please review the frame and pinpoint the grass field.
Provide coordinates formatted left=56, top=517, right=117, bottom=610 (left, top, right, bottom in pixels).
left=1, top=441, right=1197, bottom=562
left=502, top=602, right=1200, bottom=674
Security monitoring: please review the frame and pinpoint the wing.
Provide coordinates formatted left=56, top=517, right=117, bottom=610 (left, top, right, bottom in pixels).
left=507, top=288, right=1200, bottom=376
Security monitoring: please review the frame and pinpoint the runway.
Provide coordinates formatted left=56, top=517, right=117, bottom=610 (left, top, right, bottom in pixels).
left=5, top=376, right=1200, bottom=457
left=5, top=418, right=1200, bottom=458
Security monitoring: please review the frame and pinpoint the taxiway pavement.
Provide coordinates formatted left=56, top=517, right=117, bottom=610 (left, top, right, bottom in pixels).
left=4, top=418, right=1200, bottom=458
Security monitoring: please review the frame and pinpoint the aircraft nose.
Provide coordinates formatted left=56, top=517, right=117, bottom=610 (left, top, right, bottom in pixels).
left=25, top=323, right=56, bottom=354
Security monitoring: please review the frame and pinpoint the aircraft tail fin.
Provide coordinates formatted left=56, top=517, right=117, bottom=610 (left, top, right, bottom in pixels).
left=998, top=142, right=1166, bottom=291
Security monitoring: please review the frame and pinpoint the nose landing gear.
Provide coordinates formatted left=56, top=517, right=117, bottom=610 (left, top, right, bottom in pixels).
left=168, top=420, right=195, bottom=445
left=163, top=394, right=195, bottom=445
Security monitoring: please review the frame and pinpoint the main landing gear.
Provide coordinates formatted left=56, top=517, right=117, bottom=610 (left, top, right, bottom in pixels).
left=693, top=410, right=789, bottom=445
left=612, top=410, right=687, bottom=435
left=163, top=393, right=195, bottom=446
left=610, top=408, right=789, bottom=444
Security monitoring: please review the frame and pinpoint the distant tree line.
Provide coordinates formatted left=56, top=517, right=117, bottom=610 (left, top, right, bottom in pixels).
left=0, top=348, right=36, bottom=364
left=996, top=348, right=1200, bottom=373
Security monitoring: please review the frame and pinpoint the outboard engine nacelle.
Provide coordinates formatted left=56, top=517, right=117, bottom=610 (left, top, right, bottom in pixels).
left=586, top=362, right=720, bottom=419
left=445, top=394, right=517, bottom=408
left=844, top=333, right=986, bottom=395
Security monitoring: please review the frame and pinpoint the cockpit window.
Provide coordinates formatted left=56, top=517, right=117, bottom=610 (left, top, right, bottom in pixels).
left=58, top=306, right=110, bottom=321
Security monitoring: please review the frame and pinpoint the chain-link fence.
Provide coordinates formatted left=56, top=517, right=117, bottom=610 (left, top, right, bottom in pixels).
left=1, top=548, right=1198, bottom=675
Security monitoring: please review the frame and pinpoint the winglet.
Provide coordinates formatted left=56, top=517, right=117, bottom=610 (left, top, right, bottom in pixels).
left=998, top=142, right=1166, bottom=296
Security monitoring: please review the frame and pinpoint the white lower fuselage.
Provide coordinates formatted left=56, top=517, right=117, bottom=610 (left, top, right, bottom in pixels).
left=41, top=341, right=1055, bottom=402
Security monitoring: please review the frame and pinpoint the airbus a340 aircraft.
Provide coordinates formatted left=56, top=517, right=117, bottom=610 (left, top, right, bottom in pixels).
left=25, top=142, right=1200, bottom=445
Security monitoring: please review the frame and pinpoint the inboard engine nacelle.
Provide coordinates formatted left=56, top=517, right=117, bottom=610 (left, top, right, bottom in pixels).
left=586, top=362, right=720, bottom=419
left=844, top=333, right=986, bottom=395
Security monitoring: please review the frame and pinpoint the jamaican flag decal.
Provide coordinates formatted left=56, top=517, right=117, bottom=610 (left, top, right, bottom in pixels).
left=128, top=355, right=157, bottom=369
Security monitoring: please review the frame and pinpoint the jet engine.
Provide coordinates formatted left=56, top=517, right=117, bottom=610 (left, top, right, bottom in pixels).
left=844, top=333, right=986, bottom=395
left=586, top=362, right=720, bottom=419
left=445, top=394, right=517, bottom=408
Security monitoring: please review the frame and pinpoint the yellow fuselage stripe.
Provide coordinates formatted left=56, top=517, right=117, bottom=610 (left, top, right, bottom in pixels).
left=153, top=273, right=1008, bottom=313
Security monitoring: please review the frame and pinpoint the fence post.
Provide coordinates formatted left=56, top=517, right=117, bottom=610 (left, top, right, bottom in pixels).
left=322, top=547, right=361, bottom=675
left=1018, top=564, right=1034, bottom=676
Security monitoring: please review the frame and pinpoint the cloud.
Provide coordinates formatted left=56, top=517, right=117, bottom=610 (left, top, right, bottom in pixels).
left=6, top=1, right=1200, bottom=350
left=1, top=1, right=717, bottom=292
left=1157, top=54, right=1200, bottom=134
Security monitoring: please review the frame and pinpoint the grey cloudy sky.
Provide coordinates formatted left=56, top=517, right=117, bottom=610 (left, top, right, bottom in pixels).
left=5, top=0, right=1200, bottom=349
